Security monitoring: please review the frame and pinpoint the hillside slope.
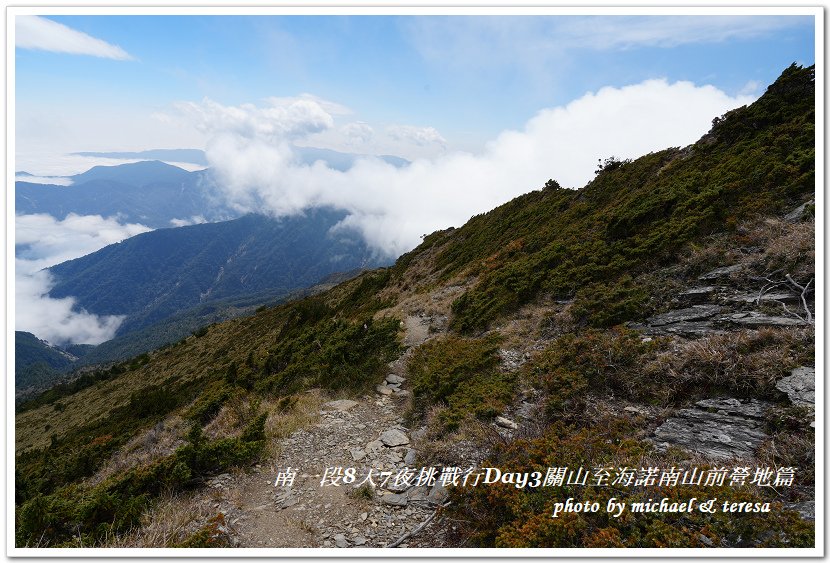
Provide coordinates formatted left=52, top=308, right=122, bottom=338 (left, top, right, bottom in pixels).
left=47, top=211, right=386, bottom=336
left=15, top=65, right=816, bottom=549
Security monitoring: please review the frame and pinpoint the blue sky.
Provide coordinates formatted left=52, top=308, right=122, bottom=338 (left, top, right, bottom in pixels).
left=16, top=13, right=815, bottom=169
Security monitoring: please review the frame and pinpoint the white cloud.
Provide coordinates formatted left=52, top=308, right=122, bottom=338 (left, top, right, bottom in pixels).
left=200, top=78, right=753, bottom=259
left=266, top=94, right=352, bottom=116
left=169, top=215, right=207, bottom=227
left=15, top=174, right=72, bottom=186
left=16, top=213, right=151, bottom=270
left=15, top=267, right=125, bottom=346
left=386, top=125, right=447, bottom=148
left=15, top=213, right=152, bottom=345
left=341, top=122, right=375, bottom=145
left=16, top=15, right=133, bottom=60
left=174, top=96, right=335, bottom=140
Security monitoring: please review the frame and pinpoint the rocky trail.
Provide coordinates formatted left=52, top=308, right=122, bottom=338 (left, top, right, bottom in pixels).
left=182, top=316, right=454, bottom=549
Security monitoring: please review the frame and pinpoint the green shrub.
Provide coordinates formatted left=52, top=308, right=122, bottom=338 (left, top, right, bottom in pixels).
left=407, top=334, right=513, bottom=431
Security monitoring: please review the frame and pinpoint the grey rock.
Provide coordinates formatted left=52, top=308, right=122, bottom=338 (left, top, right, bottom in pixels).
left=784, top=501, right=815, bottom=521
left=376, top=384, right=394, bottom=395
left=698, top=265, right=742, bottom=281
left=381, top=493, right=409, bottom=506
left=634, top=320, right=725, bottom=338
left=515, top=400, right=536, bottom=420
left=500, top=349, right=525, bottom=370
left=405, top=486, right=430, bottom=502
left=727, top=291, right=799, bottom=304
left=785, top=200, right=814, bottom=222
left=404, top=448, right=417, bottom=466
left=365, top=439, right=385, bottom=454
left=393, top=389, right=410, bottom=397
left=678, top=286, right=715, bottom=305
left=653, top=398, right=771, bottom=460
left=725, top=312, right=806, bottom=327
left=386, top=383, right=401, bottom=390
left=353, top=536, right=367, bottom=546
left=495, top=416, right=518, bottom=430
left=647, top=305, right=722, bottom=327
left=278, top=493, right=299, bottom=509
left=386, top=374, right=406, bottom=384
left=379, top=429, right=410, bottom=447
left=334, top=533, right=348, bottom=548
left=428, top=483, right=449, bottom=505
left=350, top=448, right=367, bottom=462
left=695, top=398, right=769, bottom=420
left=624, top=405, right=647, bottom=415
left=776, top=367, right=815, bottom=406
left=323, top=399, right=359, bottom=412
left=386, top=478, right=409, bottom=492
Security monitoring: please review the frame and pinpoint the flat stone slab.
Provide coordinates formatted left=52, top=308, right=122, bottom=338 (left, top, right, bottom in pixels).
left=376, top=384, right=394, bottom=395
left=381, top=493, right=408, bottom=506
left=656, top=321, right=725, bottom=338
left=647, top=305, right=722, bottom=327
left=323, top=399, right=359, bottom=412
left=725, top=312, right=806, bottom=327
left=727, top=291, right=799, bottom=304
left=695, top=397, right=769, bottom=420
left=698, top=265, right=742, bottom=281
left=385, top=374, right=406, bottom=384
left=776, top=367, right=815, bottom=406
left=379, top=428, right=410, bottom=447
left=653, top=398, right=771, bottom=460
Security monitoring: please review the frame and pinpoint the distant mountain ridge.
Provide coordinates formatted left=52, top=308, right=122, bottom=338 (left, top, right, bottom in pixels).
left=70, top=160, right=193, bottom=185
left=69, top=147, right=410, bottom=171
left=16, top=161, right=232, bottom=228
left=47, top=211, right=388, bottom=336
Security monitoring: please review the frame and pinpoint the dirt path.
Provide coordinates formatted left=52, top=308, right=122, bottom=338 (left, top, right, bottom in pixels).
left=194, top=316, right=446, bottom=548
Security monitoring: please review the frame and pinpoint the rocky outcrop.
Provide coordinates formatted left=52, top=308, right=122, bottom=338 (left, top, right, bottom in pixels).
left=653, top=398, right=771, bottom=460
left=776, top=366, right=815, bottom=406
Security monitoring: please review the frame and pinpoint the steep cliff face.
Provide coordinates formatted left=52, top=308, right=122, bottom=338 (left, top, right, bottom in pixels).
left=15, top=65, right=815, bottom=548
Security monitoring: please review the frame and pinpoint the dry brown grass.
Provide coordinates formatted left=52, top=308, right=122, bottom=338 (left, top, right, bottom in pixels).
left=756, top=430, right=815, bottom=489
left=98, top=491, right=216, bottom=548
left=635, top=326, right=813, bottom=404
left=679, top=216, right=814, bottom=283
left=203, top=392, right=262, bottom=440
left=263, top=389, right=324, bottom=456
left=87, top=416, right=189, bottom=487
